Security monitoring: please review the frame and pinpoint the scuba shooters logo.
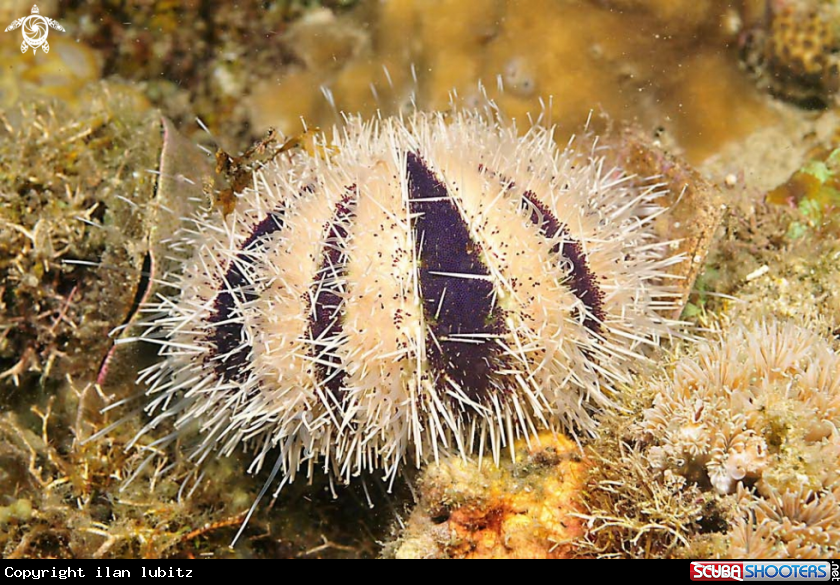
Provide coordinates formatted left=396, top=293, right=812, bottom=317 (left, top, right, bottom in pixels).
left=691, top=561, right=837, bottom=582
left=692, top=562, right=744, bottom=582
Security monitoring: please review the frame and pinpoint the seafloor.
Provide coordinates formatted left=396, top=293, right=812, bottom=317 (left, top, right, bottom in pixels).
left=1, top=0, right=839, bottom=559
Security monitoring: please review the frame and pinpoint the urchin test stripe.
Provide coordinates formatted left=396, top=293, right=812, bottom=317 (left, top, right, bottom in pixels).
left=407, top=152, right=507, bottom=403
left=206, top=207, right=286, bottom=382
left=307, top=186, right=358, bottom=401
left=520, top=191, right=606, bottom=335
left=478, top=164, right=606, bottom=335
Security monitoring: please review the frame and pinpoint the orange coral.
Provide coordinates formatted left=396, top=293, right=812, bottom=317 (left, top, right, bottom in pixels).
left=393, top=433, right=588, bottom=559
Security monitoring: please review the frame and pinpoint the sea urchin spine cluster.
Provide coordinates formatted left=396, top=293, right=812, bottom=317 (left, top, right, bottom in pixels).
left=131, top=110, right=681, bottom=494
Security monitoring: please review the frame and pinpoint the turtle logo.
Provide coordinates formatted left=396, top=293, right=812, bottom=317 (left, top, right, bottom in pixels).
left=5, top=5, right=65, bottom=55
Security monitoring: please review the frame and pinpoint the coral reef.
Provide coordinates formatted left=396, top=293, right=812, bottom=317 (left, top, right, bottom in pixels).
left=0, top=37, right=101, bottom=109
left=11, top=1, right=780, bottom=166
left=700, top=107, right=840, bottom=193
left=691, top=174, right=840, bottom=331
left=766, top=144, right=840, bottom=234
left=728, top=484, right=840, bottom=558
left=0, top=0, right=59, bottom=29
left=58, top=1, right=360, bottom=151
left=388, top=433, right=587, bottom=559
left=740, top=1, right=840, bottom=107
left=3, top=0, right=839, bottom=562
left=681, top=107, right=840, bottom=328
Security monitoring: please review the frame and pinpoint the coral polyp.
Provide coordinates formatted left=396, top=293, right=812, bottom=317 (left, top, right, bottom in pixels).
left=634, top=321, right=840, bottom=559
left=132, top=110, right=680, bottom=493
left=640, top=321, right=840, bottom=498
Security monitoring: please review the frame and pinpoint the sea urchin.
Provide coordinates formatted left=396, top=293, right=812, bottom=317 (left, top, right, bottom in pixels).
left=131, top=110, right=681, bottom=499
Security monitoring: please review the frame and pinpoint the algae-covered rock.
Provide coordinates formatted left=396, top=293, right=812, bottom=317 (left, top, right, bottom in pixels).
left=0, top=83, right=167, bottom=392
left=0, top=88, right=399, bottom=558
